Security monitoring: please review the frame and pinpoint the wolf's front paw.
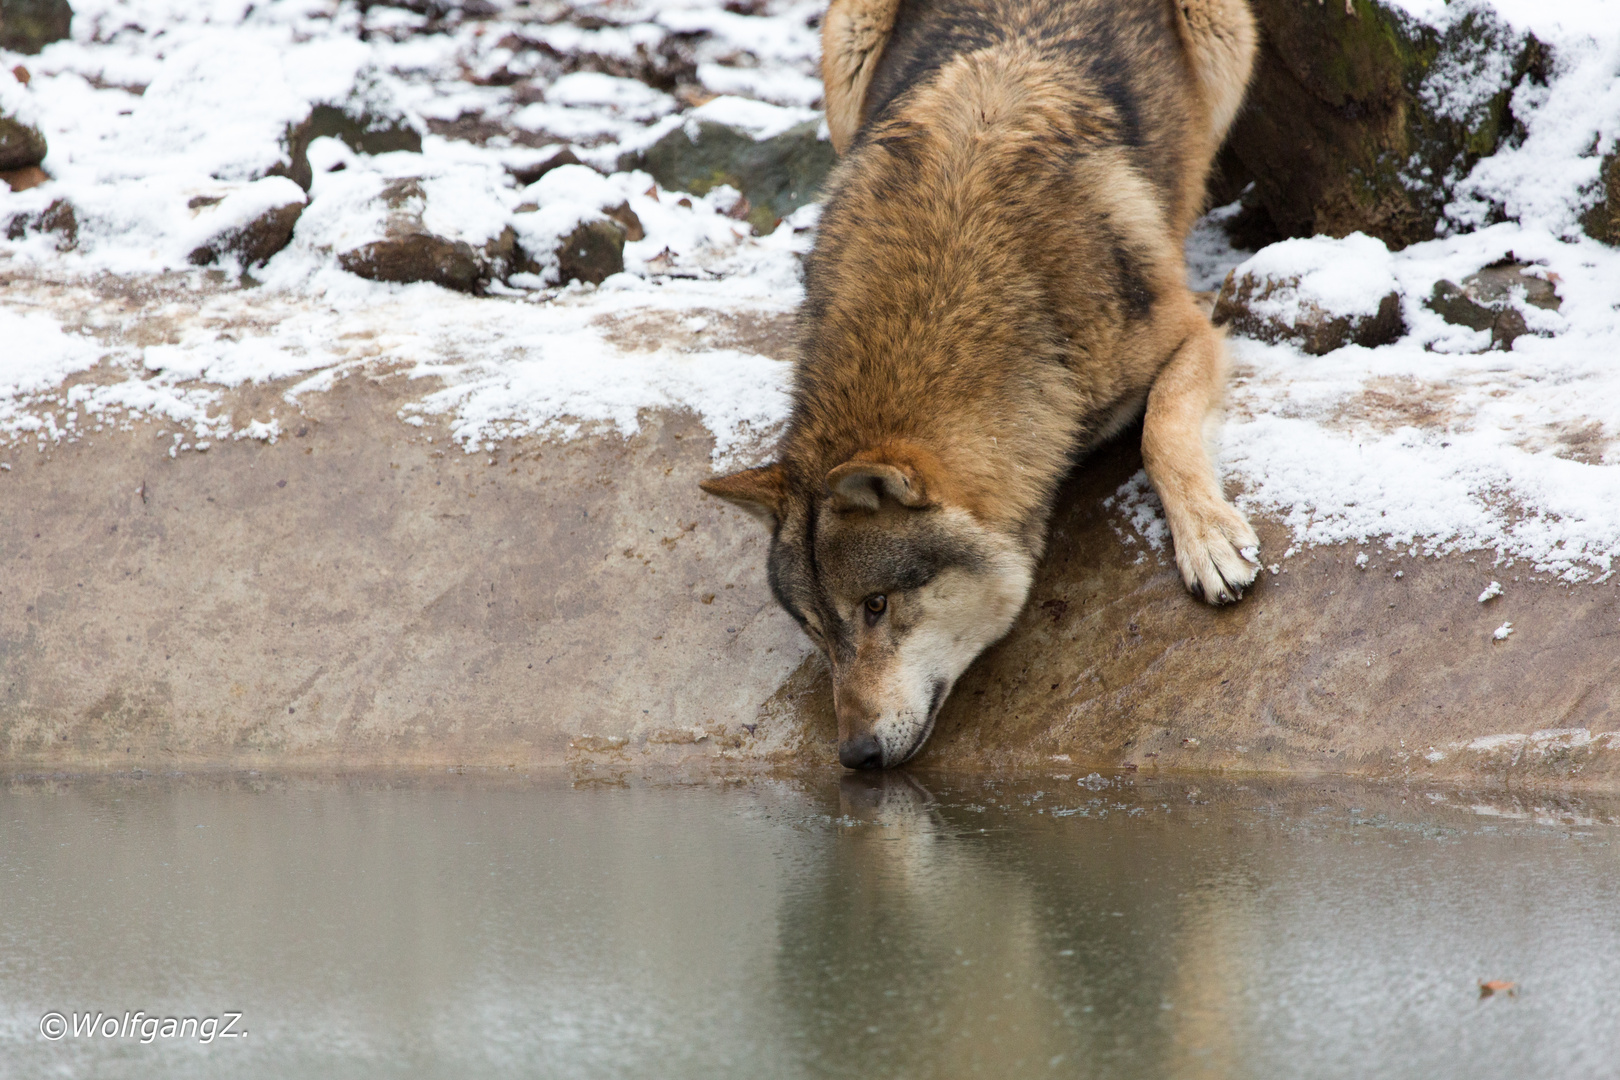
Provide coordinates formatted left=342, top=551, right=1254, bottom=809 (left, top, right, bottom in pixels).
left=1171, top=500, right=1259, bottom=605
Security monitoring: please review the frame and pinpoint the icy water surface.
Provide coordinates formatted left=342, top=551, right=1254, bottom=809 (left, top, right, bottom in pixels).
left=2, top=770, right=1618, bottom=1079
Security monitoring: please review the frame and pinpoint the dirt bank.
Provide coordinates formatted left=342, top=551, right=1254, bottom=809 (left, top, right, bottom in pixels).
left=3, top=367, right=1617, bottom=787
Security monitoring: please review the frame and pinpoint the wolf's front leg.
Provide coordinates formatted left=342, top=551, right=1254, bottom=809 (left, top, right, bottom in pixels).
left=1140, top=309, right=1260, bottom=604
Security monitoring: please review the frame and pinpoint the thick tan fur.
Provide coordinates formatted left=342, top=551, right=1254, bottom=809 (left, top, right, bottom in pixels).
left=821, top=0, right=903, bottom=154
left=823, top=0, right=1255, bottom=198
left=705, top=0, right=1260, bottom=769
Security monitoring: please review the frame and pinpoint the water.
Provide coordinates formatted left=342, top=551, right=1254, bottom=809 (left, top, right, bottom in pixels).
left=2, top=770, right=1617, bottom=1079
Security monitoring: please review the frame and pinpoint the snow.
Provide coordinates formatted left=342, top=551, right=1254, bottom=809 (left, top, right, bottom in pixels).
left=1448, top=34, right=1620, bottom=238
left=1220, top=223, right=1620, bottom=582
left=1494, top=622, right=1515, bottom=640
left=544, top=72, right=676, bottom=122
left=1387, top=0, right=1617, bottom=41
left=1466, top=732, right=1526, bottom=751
left=1478, top=580, right=1504, bottom=602
left=1103, top=471, right=1170, bottom=557
left=1229, top=233, right=1400, bottom=321
left=696, top=63, right=825, bottom=109
left=1, top=0, right=1618, bottom=589
left=182, top=176, right=306, bottom=258
left=0, top=308, right=103, bottom=396
left=685, top=95, right=820, bottom=140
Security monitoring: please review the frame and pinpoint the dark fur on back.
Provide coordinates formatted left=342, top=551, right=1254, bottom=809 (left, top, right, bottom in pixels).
left=862, top=0, right=1192, bottom=201
left=782, top=0, right=1224, bottom=552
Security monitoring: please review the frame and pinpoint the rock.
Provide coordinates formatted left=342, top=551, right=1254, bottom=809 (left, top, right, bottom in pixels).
left=487, top=21, right=700, bottom=97
left=270, top=104, right=423, bottom=191
left=1213, top=235, right=1406, bottom=355
left=341, top=231, right=488, bottom=292
left=626, top=118, right=834, bottom=235
left=509, top=163, right=636, bottom=284
left=186, top=178, right=308, bottom=269
left=1215, top=274, right=1405, bottom=355
left=1221, top=0, right=1543, bottom=249
left=1426, top=261, right=1561, bottom=350
left=1205, top=159, right=1285, bottom=251
left=0, top=112, right=47, bottom=171
left=603, top=200, right=643, bottom=242
left=0, top=0, right=72, bottom=54
left=506, top=147, right=584, bottom=187
left=1581, top=150, right=1620, bottom=246
left=336, top=177, right=515, bottom=293
left=554, top=217, right=626, bottom=285
left=3, top=195, right=75, bottom=249
left=0, top=163, right=46, bottom=191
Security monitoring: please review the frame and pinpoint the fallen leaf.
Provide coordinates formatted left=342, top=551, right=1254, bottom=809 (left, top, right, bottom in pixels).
left=1478, top=979, right=1516, bottom=998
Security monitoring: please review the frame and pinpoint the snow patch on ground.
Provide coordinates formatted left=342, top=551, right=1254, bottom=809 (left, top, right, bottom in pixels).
left=1102, top=471, right=1170, bottom=557
left=1219, top=224, right=1620, bottom=581
left=1, top=0, right=1618, bottom=585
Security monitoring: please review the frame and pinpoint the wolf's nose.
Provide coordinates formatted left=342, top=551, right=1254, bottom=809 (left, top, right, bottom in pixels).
left=838, top=734, right=884, bottom=770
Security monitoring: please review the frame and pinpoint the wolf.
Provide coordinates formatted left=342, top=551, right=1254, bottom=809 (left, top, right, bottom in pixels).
left=701, top=0, right=1260, bottom=769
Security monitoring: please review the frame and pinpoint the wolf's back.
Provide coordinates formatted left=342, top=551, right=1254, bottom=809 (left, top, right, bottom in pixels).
left=862, top=0, right=1202, bottom=203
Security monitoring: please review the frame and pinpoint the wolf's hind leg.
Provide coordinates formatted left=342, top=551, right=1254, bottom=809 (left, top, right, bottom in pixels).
left=1140, top=313, right=1259, bottom=604
left=821, top=0, right=901, bottom=153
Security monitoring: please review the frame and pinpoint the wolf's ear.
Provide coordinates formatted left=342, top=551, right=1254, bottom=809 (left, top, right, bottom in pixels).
left=826, top=459, right=931, bottom=512
left=700, top=463, right=789, bottom=526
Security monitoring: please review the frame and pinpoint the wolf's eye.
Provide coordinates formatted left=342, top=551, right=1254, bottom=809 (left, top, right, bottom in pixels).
left=863, top=594, right=887, bottom=626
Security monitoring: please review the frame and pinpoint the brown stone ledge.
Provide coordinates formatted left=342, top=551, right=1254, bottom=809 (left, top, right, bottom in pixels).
left=3, top=370, right=1616, bottom=787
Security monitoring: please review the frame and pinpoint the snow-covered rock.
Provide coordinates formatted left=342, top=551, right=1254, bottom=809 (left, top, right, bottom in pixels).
left=271, top=101, right=423, bottom=193
left=325, top=176, right=516, bottom=294
left=185, top=177, right=307, bottom=269
left=3, top=195, right=73, bottom=250
left=1213, top=234, right=1406, bottom=354
left=1424, top=260, right=1561, bottom=351
left=0, top=67, right=47, bottom=171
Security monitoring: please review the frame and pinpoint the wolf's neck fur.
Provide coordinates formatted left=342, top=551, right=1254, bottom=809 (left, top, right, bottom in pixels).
left=786, top=1, right=1203, bottom=545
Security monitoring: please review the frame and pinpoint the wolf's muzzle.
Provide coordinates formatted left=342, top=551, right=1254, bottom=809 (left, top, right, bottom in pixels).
left=838, top=733, right=885, bottom=770
left=839, top=679, right=951, bottom=771
left=892, top=678, right=948, bottom=766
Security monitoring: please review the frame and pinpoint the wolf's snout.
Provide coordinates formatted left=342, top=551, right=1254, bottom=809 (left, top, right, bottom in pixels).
left=838, top=733, right=885, bottom=770
left=834, top=684, right=886, bottom=768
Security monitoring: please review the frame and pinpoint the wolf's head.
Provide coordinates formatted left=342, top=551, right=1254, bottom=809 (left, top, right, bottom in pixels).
left=702, top=445, right=1034, bottom=769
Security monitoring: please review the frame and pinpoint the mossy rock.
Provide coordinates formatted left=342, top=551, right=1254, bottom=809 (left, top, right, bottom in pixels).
left=0, top=0, right=72, bottom=54
left=627, top=119, right=835, bottom=235
left=1224, top=0, right=1541, bottom=249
